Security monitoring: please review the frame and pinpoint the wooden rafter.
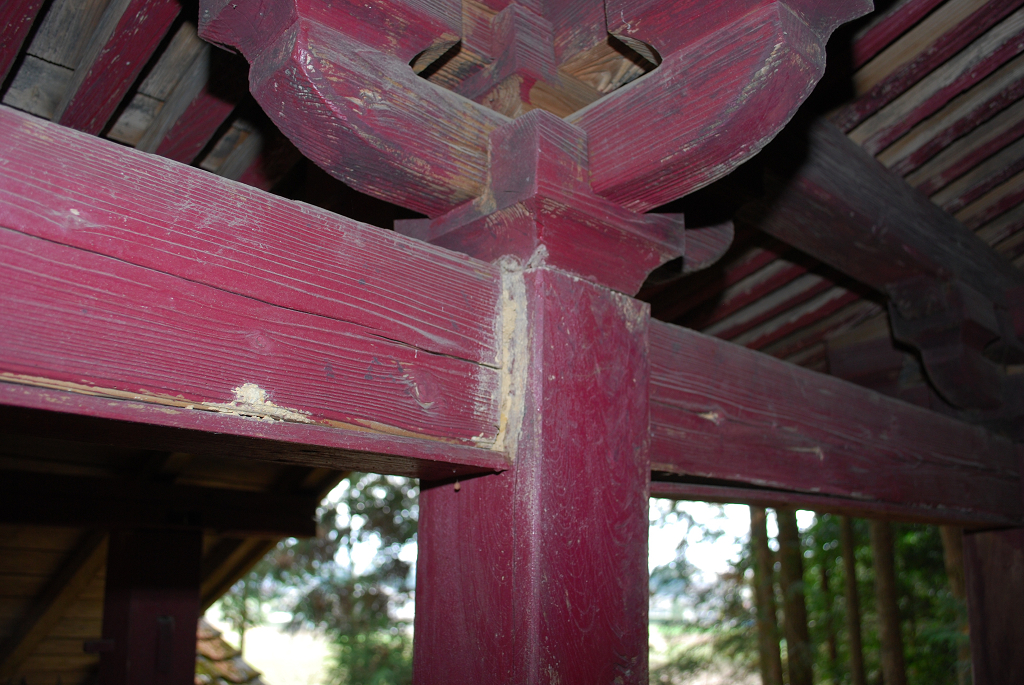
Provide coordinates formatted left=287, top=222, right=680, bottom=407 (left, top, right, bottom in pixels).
left=0, top=531, right=107, bottom=680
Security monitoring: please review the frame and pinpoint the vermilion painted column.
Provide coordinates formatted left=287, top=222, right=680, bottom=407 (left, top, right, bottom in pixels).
left=98, top=530, right=203, bottom=685
left=415, top=267, right=651, bottom=684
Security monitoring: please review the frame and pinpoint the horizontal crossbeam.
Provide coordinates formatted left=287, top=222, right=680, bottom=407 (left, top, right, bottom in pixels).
left=650, top=320, right=1023, bottom=526
left=0, top=470, right=317, bottom=536
left=0, top=106, right=509, bottom=477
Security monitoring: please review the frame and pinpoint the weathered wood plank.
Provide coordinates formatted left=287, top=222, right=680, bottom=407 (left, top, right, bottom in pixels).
left=836, top=0, right=1024, bottom=133
left=54, top=0, right=181, bottom=134
left=0, top=226, right=499, bottom=444
left=0, top=385, right=507, bottom=479
left=649, top=319, right=1023, bottom=525
left=573, top=0, right=871, bottom=211
left=0, top=0, right=45, bottom=84
left=852, top=0, right=947, bottom=69
left=878, top=52, right=1024, bottom=176
left=849, top=7, right=1024, bottom=154
left=201, top=0, right=504, bottom=217
left=0, top=107, right=501, bottom=364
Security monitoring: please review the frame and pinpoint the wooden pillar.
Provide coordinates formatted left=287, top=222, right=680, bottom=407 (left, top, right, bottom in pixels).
left=869, top=520, right=907, bottom=685
left=415, top=267, right=651, bottom=684
left=839, top=517, right=866, bottom=685
left=99, top=529, right=203, bottom=685
left=777, top=507, right=813, bottom=685
left=939, top=526, right=971, bottom=685
left=962, top=527, right=1024, bottom=685
left=751, top=506, right=784, bottom=685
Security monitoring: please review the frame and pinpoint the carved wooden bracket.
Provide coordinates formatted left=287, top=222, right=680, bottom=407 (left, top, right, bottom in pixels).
left=200, top=0, right=867, bottom=290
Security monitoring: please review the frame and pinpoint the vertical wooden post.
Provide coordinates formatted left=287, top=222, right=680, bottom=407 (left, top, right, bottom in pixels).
left=415, top=267, right=651, bottom=684
left=839, top=517, right=866, bottom=685
left=99, top=529, right=203, bottom=685
left=777, top=507, right=814, bottom=685
left=819, top=557, right=839, bottom=684
left=869, top=520, right=907, bottom=685
left=962, top=527, right=1024, bottom=685
left=939, top=526, right=971, bottom=685
left=751, top=507, right=784, bottom=685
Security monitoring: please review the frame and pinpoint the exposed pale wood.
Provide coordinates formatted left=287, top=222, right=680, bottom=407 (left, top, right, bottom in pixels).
left=852, top=0, right=947, bottom=69
left=978, top=201, right=1024, bottom=245
left=878, top=52, right=1024, bottom=175
left=26, top=0, right=111, bottom=69
left=649, top=320, right=1023, bottom=525
left=53, top=0, right=180, bottom=134
left=0, top=532, right=106, bottom=680
left=1, top=56, right=73, bottom=118
left=849, top=7, right=1024, bottom=154
left=870, top=520, right=908, bottom=685
left=957, top=168, right=1024, bottom=229
left=854, top=0, right=995, bottom=95
left=904, top=98, right=1024, bottom=195
left=134, top=42, right=210, bottom=153
left=706, top=274, right=834, bottom=342
left=730, top=286, right=860, bottom=351
left=931, top=134, right=1024, bottom=211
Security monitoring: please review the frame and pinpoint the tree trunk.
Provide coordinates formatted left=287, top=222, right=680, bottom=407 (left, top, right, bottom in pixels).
left=820, top=554, right=839, bottom=684
left=839, top=517, right=866, bottom=685
left=751, top=506, right=785, bottom=685
left=869, top=520, right=907, bottom=685
left=940, top=526, right=971, bottom=685
left=777, top=507, right=814, bottom=685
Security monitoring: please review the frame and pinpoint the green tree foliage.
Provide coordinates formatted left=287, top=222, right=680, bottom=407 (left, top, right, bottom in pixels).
left=650, top=507, right=967, bottom=685
left=220, top=473, right=418, bottom=685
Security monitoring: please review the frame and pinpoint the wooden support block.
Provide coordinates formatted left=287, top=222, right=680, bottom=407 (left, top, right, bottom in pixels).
left=395, top=109, right=689, bottom=294
left=649, top=319, right=1023, bottom=526
left=53, top=0, right=181, bottom=135
left=573, top=0, right=871, bottom=211
left=963, top=525, right=1024, bottom=685
left=415, top=267, right=650, bottom=684
left=99, top=529, right=202, bottom=685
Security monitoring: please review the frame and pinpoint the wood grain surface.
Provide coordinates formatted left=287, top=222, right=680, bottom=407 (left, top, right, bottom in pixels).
left=649, top=319, right=1023, bottom=525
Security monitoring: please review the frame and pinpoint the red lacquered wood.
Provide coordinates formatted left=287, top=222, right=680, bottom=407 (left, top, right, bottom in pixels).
left=0, top=0, right=44, bottom=84
left=56, top=0, right=180, bottom=135
left=0, top=383, right=509, bottom=479
left=852, top=0, right=946, bottom=69
left=756, top=120, right=1024, bottom=306
left=912, top=120, right=1024, bottom=197
left=963, top=525, right=1024, bottom=685
left=201, top=0, right=505, bottom=217
left=850, top=13, right=1024, bottom=154
left=416, top=268, right=651, bottom=684
left=0, top=226, right=500, bottom=445
left=99, top=529, right=202, bottom=685
left=884, top=67, right=1024, bottom=177
left=649, top=320, right=1023, bottom=526
left=572, top=0, right=870, bottom=212
left=741, top=289, right=861, bottom=352
left=154, top=87, right=241, bottom=164
left=835, top=0, right=1024, bottom=133
left=395, top=109, right=687, bottom=294
left=0, top=107, right=501, bottom=365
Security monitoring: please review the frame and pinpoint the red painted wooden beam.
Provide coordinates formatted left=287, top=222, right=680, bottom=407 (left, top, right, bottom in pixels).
left=54, top=0, right=181, bottom=135
left=417, top=268, right=651, bottom=684
left=0, top=0, right=45, bottom=84
left=0, top=107, right=510, bottom=473
left=751, top=119, right=1024, bottom=414
left=649, top=319, right=1023, bottom=527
